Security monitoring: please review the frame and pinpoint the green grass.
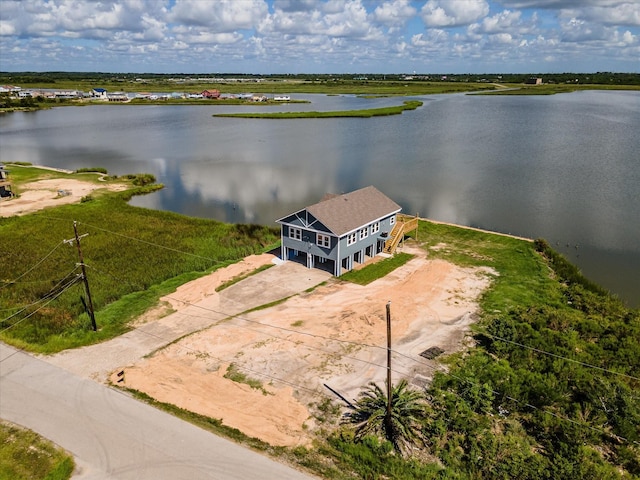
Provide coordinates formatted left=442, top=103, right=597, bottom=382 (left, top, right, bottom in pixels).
left=0, top=77, right=498, bottom=95
left=213, top=100, right=423, bottom=119
left=477, top=83, right=640, bottom=95
left=417, top=220, right=560, bottom=314
left=0, top=421, right=74, bottom=480
left=215, top=264, right=273, bottom=292
left=340, top=252, right=414, bottom=285
left=0, top=169, right=279, bottom=353
left=223, top=363, right=272, bottom=395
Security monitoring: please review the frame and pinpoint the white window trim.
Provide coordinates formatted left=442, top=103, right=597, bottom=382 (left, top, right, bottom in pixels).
left=390, top=216, right=396, bottom=225
left=359, top=227, right=368, bottom=240
left=317, top=233, right=331, bottom=248
left=347, top=232, right=357, bottom=246
left=289, top=227, right=302, bottom=241
left=371, top=222, right=380, bottom=234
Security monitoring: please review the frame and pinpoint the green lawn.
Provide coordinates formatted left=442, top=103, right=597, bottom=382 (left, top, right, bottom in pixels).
left=340, top=252, right=414, bottom=285
left=0, top=421, right=74, bottom=480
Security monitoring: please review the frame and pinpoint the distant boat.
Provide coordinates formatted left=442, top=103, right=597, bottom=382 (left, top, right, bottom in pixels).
left=274, top=95, right=291, bottom=101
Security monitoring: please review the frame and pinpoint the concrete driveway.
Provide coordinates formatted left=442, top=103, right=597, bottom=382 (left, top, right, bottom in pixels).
left=48, top=258, right=331, bottom=381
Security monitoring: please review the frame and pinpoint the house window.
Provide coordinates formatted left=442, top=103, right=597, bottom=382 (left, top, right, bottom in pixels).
left=359, top=227, right=368, bottom=240
left=371, top=222, right=380, bottom=234
left=347, top=232, right=357, bottom=245
left=317, top=233, right=331, bottom=248
left=390, top=216, right=396, bottom=226
left=289, top=227, right=302, bottom=241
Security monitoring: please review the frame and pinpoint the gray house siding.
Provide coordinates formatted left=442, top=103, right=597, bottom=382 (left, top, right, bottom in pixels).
left=277, top=186, right=401, bottom=276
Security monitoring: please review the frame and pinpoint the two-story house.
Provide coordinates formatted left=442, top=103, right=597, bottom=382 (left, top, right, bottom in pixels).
left=277, top=186, right=402, bottom=276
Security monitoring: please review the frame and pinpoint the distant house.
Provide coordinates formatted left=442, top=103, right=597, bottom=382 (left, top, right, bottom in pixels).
left=107, top=92, right=128, bottom=102
left=0, top=85, right=21, bottom=94
left=277, top=186, right=407, bottom=276
left=91, top=88, right=108, bottom=100
left=525, top=77, right=543, bottom=85
left=202, top=89, right=220, bottom=99
left=0, top=164, right=13, bottom=199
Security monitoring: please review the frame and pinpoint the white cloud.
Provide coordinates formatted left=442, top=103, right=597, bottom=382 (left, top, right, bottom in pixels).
left=373, top=0, right=417, bottom=28
left=168, top=0, right=268, bottom=30
left=561, top=17, right=612, bottom=41
left=0, top=21, right=17, bottom=36
left=421, top=0, right=490, bottom=28
left=0, top=0, right=637, bottom=73
left=496, top=1, right=627, bottom=7
left=561, top=3, right=640, bottom=27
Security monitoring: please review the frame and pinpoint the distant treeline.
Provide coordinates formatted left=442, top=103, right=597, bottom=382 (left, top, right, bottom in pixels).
left=1, top=71, right=638, bottom=85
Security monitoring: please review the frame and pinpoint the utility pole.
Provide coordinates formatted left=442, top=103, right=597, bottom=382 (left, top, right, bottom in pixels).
left=386, top=301, right=392, bottom=422
left=65, top=221, right=97, bottom=331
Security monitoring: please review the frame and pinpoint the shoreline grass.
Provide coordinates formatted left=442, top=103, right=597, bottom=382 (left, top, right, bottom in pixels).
left=475, top=83, right=640, bottom=95
left=212, top=100, right=423, bottom=119
left=0, top=168, right=279, bottom=353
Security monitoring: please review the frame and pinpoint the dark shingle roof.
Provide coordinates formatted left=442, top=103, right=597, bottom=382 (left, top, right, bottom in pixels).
left=307, top=186, right=401, bottom=236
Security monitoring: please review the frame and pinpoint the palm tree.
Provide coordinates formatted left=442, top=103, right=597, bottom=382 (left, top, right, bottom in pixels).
left=342, top=378, right=427, bottom=455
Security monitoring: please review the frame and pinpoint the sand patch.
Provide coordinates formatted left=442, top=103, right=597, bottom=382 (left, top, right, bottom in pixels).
left=0, top=178, right=127, bottom=217
left=118, top=246, right=495, bottom=447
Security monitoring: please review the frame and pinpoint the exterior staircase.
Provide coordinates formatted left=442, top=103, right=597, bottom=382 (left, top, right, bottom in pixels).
left=383, top=215, right=419, bottom=254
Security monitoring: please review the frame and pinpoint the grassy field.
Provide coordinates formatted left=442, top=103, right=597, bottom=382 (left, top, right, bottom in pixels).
left=478, top=83, right=640, bottom=95
left=0, top=421, right=74, bottom=480
left=213, top=100, right=423, bottom=119
left=0, top=167, right=279, bottom=353
left=0, top=78, right=497, bottom=96
left=414, top=222, right=560, bottom=314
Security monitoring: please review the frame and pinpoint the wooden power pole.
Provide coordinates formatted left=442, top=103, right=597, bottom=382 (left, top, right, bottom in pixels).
left=66, top=221, right=97, bottom=331
left=386, top=301, right=392, bottom=422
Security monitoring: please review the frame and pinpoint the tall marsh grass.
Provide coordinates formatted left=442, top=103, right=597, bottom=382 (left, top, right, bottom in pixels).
left=0, top=191, right=279, bottom=352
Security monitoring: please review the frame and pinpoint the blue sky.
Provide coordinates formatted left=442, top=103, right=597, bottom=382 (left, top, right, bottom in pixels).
left=0, top=0, right=638, bottom=73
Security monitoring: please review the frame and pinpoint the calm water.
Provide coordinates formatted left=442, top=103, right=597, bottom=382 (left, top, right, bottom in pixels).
left=1, top=92, right=638, bottom=307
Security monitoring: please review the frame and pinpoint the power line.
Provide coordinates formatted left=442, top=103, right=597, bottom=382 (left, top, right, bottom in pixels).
left=0, top=275, right=81, bottom=335
left=86, top=262, right=638, bottom=392
left=0, top=267, right=80, bottom=318
left=78, top=221, right=222, bottom=263
left=86, top=264, right=413, bottom=380
left=475, top=328, right=640, bottom=382
left=0, top=240, right=64, bottom=290
left=27, top=229, right=633, bottom=445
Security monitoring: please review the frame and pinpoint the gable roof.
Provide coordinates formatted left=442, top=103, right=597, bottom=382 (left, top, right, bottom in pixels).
left=298, top=186, right=401, bottom=236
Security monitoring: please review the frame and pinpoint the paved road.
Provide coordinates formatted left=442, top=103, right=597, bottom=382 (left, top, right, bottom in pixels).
left=0, top=343, right=317, bottom=480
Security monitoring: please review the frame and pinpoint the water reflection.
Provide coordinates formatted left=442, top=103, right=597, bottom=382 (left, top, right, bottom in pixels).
left=1, top=92, right=638, bottom=306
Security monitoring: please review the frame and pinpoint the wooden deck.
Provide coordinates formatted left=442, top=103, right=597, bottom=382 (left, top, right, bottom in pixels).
left=383, top=214, right=419, bottom=254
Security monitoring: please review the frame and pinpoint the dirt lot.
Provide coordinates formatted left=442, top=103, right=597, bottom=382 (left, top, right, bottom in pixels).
left=114, top=246, right=495, bottom=448
left=0, top=178, right=127, bottom=217
left=4, top=174, right=496, bottom=448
